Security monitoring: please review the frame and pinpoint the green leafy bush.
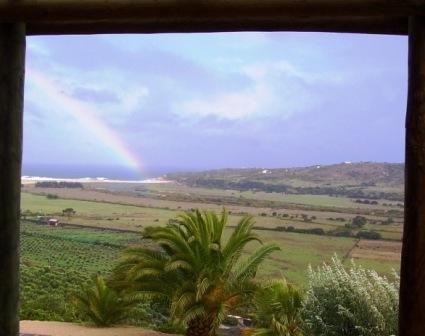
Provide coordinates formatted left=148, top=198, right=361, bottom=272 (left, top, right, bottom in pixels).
left=46, top=194, right=59, bottom=199
left=252, top=278, right=303, bottom=336
left=20, top=263, right=85, bottom=322
left=73, top=275, right=135, bottom=326
left=123, top=298, right=184, bottom=333
left=223, top=315, right=239, bottom=326
left=302, top=256, right=399, bottom=336
left=346, top=216, right=367, bottom=228
left=356, top=230, right=382, bottom=240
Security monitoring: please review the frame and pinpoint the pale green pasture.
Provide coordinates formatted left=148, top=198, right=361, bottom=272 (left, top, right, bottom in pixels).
left=22, top=193, right=146, bottom=215
left=21, top=193, right=179, bottom=230
left=242, top=193, right=356, bottom=207
left=147, top=184, right=366, bottom=208
left=239, top=230, right=400, bottom=286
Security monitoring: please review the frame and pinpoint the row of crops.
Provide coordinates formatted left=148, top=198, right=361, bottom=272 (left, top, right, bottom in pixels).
left=21, top=232, right=121, bottom=272
left=20, top=222, right=142, bottom=321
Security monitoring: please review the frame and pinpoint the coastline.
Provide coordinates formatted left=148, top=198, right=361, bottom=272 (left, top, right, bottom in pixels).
left=21, top=175, right=172, bottom=185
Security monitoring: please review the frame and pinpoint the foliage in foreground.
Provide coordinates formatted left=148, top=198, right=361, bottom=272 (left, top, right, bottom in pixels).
left=73, top=275, right=135, bottom=326
left=302, top=256, right=399, bottom=336
left=251, top=278, right=304, bottom=336
left=20, top=223, right=182, bottom=331
left=20, top=263, right=84, bottom=321
left=113, top=209, right=280, bottom=336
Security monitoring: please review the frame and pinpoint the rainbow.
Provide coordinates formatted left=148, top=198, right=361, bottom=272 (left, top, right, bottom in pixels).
left=27, top=69, right=144, bottom=174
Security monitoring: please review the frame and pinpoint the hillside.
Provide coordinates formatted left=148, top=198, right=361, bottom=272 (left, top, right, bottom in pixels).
left=166, top=162, right=404, bottom=201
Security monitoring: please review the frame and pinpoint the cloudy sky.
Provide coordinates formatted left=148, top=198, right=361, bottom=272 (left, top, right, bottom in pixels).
left=24, top=32, right=407, bottom=175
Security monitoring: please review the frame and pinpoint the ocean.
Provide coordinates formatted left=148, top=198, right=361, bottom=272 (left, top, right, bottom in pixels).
left=22, top=163, right=176, bottom=182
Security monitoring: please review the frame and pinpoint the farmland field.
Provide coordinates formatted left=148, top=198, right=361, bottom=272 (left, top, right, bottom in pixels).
left=21, top=188, right=404, bottom=240
left=20, top=220, right=400, bottom=308
left=20, top=222, right=142, bottom=321
left=20, top=188, right=402, bottom=286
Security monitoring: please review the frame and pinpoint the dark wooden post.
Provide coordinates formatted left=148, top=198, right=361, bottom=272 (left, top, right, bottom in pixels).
left=400, top=16, right=425, bottom=336
left=0, top=23, right=25, bottom=336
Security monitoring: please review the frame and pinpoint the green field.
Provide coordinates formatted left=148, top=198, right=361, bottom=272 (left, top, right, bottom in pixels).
left=21, top=193, right=178, bottom=230
left=21, top=192, right=403, bottom=239
left=20, top=220, right=399, bottom=296
left=20, top=192, right=401, bottom=284
left=19, top=183, right=402, bottom=323
left=147, top=184, right=372, bottom=207
left=20, top=222, right=141, bottom=320
left=143, top=182, right=402, bottom=211
left=22, top=192, right=157, bottom=216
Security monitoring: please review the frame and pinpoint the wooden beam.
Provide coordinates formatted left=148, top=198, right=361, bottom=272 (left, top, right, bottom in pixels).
left=0, top=0, right=421, bottom=35
left=400, top=15, right=425, bottom=336
left=0, top=23, right=25, bottom=336
left=1, top=0, right=424, bottom=21
left=26, top=16, right=408, bottom=36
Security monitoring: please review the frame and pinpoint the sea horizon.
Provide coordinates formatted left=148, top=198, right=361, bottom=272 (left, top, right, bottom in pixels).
left=22, top=163, right=179, bottom=181
left=22, top=161, right=404, bottom=183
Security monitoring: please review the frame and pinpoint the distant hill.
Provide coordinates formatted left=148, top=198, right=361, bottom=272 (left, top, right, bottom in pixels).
left=166, top=162, right=404, bottom=201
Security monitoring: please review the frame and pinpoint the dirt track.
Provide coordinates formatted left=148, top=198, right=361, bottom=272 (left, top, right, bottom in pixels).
left=20, top=321, right=173, bottom=336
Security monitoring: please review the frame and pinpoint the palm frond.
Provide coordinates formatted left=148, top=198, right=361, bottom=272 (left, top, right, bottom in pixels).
left=112, top=209, right=279, bottom=336
left=73, top=275, right=136, bottom=327
left=235, top=244, right=281, bottom=281
left=252, top=278, right=303, bottom=336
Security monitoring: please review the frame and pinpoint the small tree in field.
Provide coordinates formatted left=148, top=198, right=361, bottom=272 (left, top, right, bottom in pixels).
left=62, top=208, right=76, bottom=220
left=351, top=216, right=367, bottom=228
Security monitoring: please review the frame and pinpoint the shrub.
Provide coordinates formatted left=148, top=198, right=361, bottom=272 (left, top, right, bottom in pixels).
left=252, top=278, right=303, bottom=336
left=122, top=296, right=184, bottom=333
left=62, top=208, right=76, bottom=218
left=72, top=275, right=136, bottom=326
left=346, top=216, right=367, bottom=229
left=307, top=228, right=324, bottom=236
left=20, top=294, right=70, bottom=321
left=327, top=227, right=353, bottom=237
left=223, top=315, right=239, bottom=326
left=36, top=181, right=83, bottom=189
left=356, top=230, right=382, bottom=240
left=302, top=256, right=399, bottom=336
left=46, top=194, right=59, bottom=199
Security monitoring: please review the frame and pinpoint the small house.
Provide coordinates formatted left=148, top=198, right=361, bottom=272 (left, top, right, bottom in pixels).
left=48, top=218, right=60, bottom=227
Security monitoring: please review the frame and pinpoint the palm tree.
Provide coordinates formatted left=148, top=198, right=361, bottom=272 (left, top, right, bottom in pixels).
left=73, top=275, right=135, bottom=327
left=250, top=278, right=303, bottom=336
left=112, top=209, right=280, bottom=336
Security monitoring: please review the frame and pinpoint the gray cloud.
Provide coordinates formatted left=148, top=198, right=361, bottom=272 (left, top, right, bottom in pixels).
left=71, top=87, right=120, bottom=104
